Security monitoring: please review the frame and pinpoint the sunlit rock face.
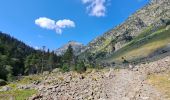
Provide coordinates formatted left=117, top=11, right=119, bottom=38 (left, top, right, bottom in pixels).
left=55, top=41, right=85, bottom=56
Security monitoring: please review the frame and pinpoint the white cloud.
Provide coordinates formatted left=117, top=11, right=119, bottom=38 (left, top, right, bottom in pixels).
left=82, top=0, right=107, bottom=17
left=35, top=17, right=75, bottom=34
left=35, top=17, right=55, bottom=30
left=56, top=19, right=75, bottom=34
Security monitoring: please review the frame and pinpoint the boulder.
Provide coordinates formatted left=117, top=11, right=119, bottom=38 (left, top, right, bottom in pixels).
left=43, top=71, right=50, bottom=75
left=166, top=25, right=170, bottom=30
left=0, top=86, right=12, bottom=91
left=52, top=68, right=60, bottom=73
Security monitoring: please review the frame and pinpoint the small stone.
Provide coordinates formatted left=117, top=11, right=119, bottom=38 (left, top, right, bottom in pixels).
left=79, top=75, right=85, bottom=79
left=29, top=94, right=43, bottom=100
left=43, top=71, right=50, bottom=75
left=141, top=96, right=149, bottom=100
left=33, top=80, right=41, bottom=85
left=52, top=68, right=60, bottom=73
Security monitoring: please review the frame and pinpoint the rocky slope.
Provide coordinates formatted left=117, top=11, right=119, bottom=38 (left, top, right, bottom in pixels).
left=30, top=56, right=170, bottom=100
left=0, top=50, right=170, bottom=100
left=55, top=41, right=84, bottom=56
left=4, top=55, right=167, bottom=100
left=79, top=0, right=170, bottom=63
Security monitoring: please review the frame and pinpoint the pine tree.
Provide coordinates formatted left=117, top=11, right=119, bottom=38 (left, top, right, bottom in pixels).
left=48, top=52, right=55, bottom=71
left=75, top=61, right=86, bottom=73
left=63, top=45, right=74, bottom=66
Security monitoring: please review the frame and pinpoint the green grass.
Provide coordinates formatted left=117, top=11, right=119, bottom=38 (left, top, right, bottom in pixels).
left=16, top=75, right=42, bottom=84
left=0, top=89, right=37, bottom=100
left=92, top=38, right=113, bottom=54
left=148, top=73, right=170, bottom=98
left=106, top=25, right=170, bottom=63
left=0, top=75, right=41, bottom=100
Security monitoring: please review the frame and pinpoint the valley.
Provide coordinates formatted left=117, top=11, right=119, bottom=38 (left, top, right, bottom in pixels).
left=0, top=0, right=170, bottom=100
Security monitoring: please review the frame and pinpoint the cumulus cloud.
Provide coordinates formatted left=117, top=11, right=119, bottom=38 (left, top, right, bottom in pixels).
left=35, top=17, right=55, bottom=30
left=56, top=19, right=75, bottom=34
left=35, top=17, right=75, bottom=34
left=82, top=0, right=107, bottom=17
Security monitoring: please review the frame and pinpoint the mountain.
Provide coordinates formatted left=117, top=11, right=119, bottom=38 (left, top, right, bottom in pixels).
left=79, top=0, right=170, bottom=65
left=0, top=32, right=37, bottom=78
left=55, top=41, right=85, bottom=56
left=0, top=32, right=36, bottom=56
left=0, top=32, right=63, bottom=80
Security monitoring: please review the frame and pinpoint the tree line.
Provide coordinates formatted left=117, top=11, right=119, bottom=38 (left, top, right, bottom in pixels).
left=0, top=32, right=86, bottom=82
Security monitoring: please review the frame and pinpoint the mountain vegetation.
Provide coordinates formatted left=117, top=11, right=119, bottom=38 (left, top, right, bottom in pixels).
left=0, top=32, right=87, bottom=82
left=0, top=32, right=36, bottom=81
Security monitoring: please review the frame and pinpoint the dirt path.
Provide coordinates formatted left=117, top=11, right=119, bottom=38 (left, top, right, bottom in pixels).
left=107, top=69, right=165, bottom=100
left=30, top=69, right=166, bottom=100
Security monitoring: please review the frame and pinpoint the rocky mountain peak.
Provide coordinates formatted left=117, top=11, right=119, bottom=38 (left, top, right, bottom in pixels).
left=67, top=41, right=83, bottom=46
left=150, top=0, right=169, bottom=4
left=55, top=41, right=85, bottom=56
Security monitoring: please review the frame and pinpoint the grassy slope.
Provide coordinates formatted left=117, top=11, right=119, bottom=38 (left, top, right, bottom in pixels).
left=0, top=75, right=42, bottom=100
left=106, top=25, right=170, bottom=63
left=148, top=73, right=170, bottom=98
left=0, top=89, right=37, bottom=100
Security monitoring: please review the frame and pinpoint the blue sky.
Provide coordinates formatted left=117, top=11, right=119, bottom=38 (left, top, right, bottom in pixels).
left=0, top=0, right=149, bottom=50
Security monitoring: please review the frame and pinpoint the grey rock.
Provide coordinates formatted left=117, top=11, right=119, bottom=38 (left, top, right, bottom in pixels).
left=52, top=68, right=60, bottom=73
left=43, top=71, right=50, bottom=75
left=0, top=86, right=12, bottom=91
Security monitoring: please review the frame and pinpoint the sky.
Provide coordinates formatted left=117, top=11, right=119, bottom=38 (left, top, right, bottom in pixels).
left=0, top=0, right=149, bottom=50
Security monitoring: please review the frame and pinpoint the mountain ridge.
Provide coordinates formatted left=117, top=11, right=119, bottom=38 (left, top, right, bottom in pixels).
left=78, top=0, right=170, bottom=64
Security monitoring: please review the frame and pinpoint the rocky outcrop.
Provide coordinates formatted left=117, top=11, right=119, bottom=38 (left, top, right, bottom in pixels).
left=55, top=41, right=85, bottom=56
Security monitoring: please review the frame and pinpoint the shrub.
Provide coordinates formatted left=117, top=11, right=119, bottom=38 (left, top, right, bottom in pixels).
left=0, top=79, right=7, bottom=86
left=0, top=65, right=13, bottom=81
left=75, top=61, right=87, bottom=73
left=61, top=63, right=70, bottom=72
